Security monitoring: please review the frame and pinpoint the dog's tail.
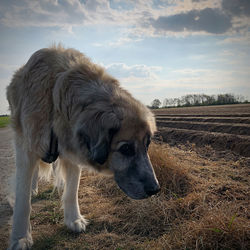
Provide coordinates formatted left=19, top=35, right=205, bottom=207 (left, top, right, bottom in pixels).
left=38, top=160, right=53, bottom=181
left=38, top=159, right=65, bottom=195
left=52, top=159, right=65, bottom=195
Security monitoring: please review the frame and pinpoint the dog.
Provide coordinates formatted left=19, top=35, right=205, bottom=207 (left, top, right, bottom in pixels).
left=6, top=45, right=160, bottom=249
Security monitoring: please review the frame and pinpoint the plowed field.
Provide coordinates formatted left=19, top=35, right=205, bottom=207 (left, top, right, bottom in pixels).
left=154, top=104, right=250, bottom=157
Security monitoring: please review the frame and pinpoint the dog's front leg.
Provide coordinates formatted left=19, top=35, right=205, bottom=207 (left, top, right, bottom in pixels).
left=9, top=145, right=38, bottom=250
left=31, top=165, right=39, bottom=196
left=61, top=158, right=88, bottom=232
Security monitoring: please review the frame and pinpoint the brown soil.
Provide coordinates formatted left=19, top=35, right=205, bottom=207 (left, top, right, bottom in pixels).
left=156, top=116, right=250, bottom=124
left=157, top=120, right=250, bottom=136
left=154, top=103, right=250, bottom=115
left=154, top=104, right=250, bottom=157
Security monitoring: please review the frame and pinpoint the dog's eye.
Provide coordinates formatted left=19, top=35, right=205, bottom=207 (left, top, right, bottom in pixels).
left=119, top=143, right=135, bottom=157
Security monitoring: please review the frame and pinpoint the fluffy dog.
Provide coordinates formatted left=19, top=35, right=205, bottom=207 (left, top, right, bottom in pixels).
left=6, top=45, right=160, bottom=249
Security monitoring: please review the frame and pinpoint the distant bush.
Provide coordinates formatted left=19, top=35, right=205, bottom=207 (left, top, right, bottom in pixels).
left=0, top=116, right=10, bottom=128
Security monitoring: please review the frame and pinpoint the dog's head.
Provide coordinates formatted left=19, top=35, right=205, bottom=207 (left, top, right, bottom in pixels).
left=75, top=101, right=160, bottom=200
left=108, top=115, right=160, bottom=200
left=54, top=67, right=160, bottom=199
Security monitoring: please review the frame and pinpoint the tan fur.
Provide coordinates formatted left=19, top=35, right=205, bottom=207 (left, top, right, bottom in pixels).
left=7, top=45, right=158, bottom=250
left=7, top=45, right=155, bottom=164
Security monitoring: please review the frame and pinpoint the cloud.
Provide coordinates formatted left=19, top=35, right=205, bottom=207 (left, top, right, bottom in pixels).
left=105, top=63, right=162, bottom=79
left=220, top=0, right=250, bottom=35
left=219, top=34, right=250, bottom=44
left=0, top=0, right=89, bottom=28
left=117, top=66, right=250, bottom=105
left=0, top=0, right=249, bottom=39
left=222, top=0, right=250, bottom=17
left=0, top=0, right=133, bottom=29
left=152, top=8, right=232, bottom=34
left=106, top=65, right=250, bottom=96
left=92, top=36, right=142, bottom=47
left=172, top=68, right=211, bottom=76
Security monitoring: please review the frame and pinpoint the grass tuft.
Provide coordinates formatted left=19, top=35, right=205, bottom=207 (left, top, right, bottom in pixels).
left=149, top=142, right=192, bottom=198
left=0, top=116, right=10, bottom=128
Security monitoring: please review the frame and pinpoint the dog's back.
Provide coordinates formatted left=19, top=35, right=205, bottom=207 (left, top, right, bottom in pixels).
left=6, top=46, right=92, bottom=155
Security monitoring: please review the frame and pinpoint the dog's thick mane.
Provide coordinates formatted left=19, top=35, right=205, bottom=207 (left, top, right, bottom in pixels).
left=7, top=46, right=155, bottom=162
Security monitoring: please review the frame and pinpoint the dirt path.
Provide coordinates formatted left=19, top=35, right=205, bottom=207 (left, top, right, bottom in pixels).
left=0, top=127, right=15, bottom=242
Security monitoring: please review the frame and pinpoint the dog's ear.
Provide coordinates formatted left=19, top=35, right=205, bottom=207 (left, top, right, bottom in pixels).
left=89, top=128, right=118, bottom=164
left=53, top=71, right=73, bottom=120
left=77, top=111, right=120, bottom=165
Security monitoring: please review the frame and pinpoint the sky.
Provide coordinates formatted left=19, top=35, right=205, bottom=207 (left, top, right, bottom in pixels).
left=0, top=0, right=250, bottom=114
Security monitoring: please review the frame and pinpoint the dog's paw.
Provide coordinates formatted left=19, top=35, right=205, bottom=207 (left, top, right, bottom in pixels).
left=65, top=217, right=89, bottom=233
left=9, top=236, right=33, bottom=250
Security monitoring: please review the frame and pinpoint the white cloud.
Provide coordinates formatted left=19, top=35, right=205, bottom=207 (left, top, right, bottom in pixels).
left=172, top=68, right=212, bottom=76
left=118, top=66, right=250, bottom=101
left=92, top=36, right=142, bottom=47
left=1, top=0, right=249, bottom=38
left=219, top=33, right=250, bottom=44
left=108, top=36, right=143, bottom=47
left=118, top=73, right=250, bottom=106
left=0, top=0, right=88, bottom=28
left=105, top=63, right=162, bottom=79
left=151, top=8, right=232, bottom=34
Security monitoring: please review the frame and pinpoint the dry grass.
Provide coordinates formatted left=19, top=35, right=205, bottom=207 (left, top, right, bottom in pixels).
left=2, top=142, right=249, bottom=249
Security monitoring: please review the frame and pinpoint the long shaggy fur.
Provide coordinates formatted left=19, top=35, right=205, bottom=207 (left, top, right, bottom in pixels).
left=6, top=45, right=158, bottom=250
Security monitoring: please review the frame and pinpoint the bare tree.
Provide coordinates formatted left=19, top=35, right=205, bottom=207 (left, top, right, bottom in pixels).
left=151, top=99, right=161, bottom=109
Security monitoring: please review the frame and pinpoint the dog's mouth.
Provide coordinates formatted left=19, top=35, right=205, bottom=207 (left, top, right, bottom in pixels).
left=114, top=175, right=160, bottom=200
left=116, top=182, right=149, bottom=200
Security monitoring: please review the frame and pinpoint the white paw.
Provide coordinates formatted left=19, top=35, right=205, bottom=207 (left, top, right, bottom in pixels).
left=65, top=217, right=89, bottom=233
left=9, top=236, right=33, bottom=250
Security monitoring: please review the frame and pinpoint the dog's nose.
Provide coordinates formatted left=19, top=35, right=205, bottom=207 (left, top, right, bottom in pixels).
left=146, top=186, right=161, bottom=196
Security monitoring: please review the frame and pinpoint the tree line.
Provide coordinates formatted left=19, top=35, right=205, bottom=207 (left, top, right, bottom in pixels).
left=150, top=93, right=249, bottom=109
